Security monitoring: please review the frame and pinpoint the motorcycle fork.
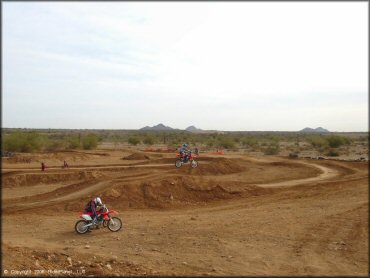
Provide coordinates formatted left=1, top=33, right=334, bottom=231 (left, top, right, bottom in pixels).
left=109, top=216, right=116, bottom=225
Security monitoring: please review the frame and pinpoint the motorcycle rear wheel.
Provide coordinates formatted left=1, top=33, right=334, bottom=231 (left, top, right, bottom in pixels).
left=75, top=220, right=89, bottom=234
left=175, top=159, right=183, bottom=168
left=108, top=217, right=122, bottom=232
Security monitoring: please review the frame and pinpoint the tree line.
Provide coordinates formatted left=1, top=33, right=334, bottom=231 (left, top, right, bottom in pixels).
left=2, top=129, right=366, bottom=156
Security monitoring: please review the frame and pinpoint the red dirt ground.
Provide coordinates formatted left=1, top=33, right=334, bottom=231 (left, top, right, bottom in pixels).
left=1, top=150, right=368, bottom=276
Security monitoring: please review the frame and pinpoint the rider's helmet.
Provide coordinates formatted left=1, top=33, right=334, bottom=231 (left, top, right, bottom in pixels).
left=94, top=197, right=103, bottom=206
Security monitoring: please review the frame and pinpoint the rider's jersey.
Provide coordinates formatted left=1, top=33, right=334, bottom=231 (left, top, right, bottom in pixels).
left=84, top=199, right=103, bottom=216
left=179, top=146, right=190, bottom=154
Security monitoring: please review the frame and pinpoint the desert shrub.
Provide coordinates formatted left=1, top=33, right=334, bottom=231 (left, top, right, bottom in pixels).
left=217, top=137, right=235, bottom=149
left=241, top=137, right=258, bottom=148
left=263, top=143, right=280, bottom=155
left=267, top=135, right=280, bottom=144
left=325, top=135, right=350, bottom=148
left=358, top=135, right=369, bottom=142
left=128, top=136, right=140, bottom=146
left=81, top=134, right=99, bottom=150
left=2, top=132, right=44, bottom=152
left=169, top=137, right=182, bottom=146
left=67, top=137, right=81, bottom=149
left=326, top=149, right=339, bottom=156
left=205, top=139, right=215, bottom=148
left=45, top=140, right=65, bottom=152
left=143, top=135, right=155, bottom=145
left=307, top=135, right=328, bottom=149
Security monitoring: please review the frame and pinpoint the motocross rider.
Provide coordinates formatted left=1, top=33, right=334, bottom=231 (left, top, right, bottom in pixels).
left=84, top=197, right=104, bottom=224
left=179, top=143, right=191, bottom=162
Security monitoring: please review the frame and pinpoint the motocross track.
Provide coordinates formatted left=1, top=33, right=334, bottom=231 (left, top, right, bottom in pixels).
left=1, top=150, right=368, bottom=276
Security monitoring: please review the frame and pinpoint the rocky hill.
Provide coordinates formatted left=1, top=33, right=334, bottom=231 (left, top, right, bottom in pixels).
left=185, top=126, right=203, bottom=133
left=140, top=124, right=175, bottom=131
left=299, top=127, right=329, bottom=133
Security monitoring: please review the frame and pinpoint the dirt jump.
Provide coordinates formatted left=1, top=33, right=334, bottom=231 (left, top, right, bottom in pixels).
left=2, top=150, right=368, bottom=276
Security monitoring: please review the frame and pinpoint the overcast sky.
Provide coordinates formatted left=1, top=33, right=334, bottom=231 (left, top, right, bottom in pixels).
left=3, top=2, right=368, bottom=131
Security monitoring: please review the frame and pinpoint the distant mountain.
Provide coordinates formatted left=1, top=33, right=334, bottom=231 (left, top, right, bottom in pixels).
left=299, top=127, right=329, bottom=133
left=140, top=123, right=174, bottom=131
left=185, top=125, right=203, bottom=132
left=315, top=127, right=330, bottom=133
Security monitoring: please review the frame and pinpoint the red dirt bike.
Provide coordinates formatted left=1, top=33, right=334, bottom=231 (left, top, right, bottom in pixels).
left=175, top=151, right=198, bottom=168
left=75, top=204, right=122, bottom=234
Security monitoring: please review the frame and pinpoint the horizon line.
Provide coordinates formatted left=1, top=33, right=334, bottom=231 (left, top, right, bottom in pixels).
left=2, top=127, right=368, bottom=133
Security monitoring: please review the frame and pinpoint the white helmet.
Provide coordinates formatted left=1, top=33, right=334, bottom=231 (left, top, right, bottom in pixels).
left=94, top=197, right=102, bottom=206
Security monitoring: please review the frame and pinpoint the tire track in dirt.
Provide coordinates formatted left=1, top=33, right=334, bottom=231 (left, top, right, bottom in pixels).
left=1, top=163, right=177, bottom=173
left=2, top=154, right=367, bottom=276
left=3, top=160, right=340, bottom=212
left=256, top=162, right=339, bottom=188
left=2, top=171, right=169, bottom=210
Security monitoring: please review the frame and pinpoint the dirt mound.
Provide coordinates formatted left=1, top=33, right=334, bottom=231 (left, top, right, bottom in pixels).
left=133, top=157, right=174, bottom=165
left=122, top=153, right=150, bottom=160
left=173, top=158, right=245, bottom=175
left=2, top=171, right=103, bottom=188
left=269, top=161, right=302, bottom=167
left=2, top=151, right=98, bottom=164
left=96, top=176, right=272, bottom=210
left=4, top=156, right=34, bottom=164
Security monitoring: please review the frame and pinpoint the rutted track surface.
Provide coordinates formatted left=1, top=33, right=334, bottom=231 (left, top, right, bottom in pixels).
left=2, top=152, right=368, bottom=276
left=3, top=159, right=337, bottom=208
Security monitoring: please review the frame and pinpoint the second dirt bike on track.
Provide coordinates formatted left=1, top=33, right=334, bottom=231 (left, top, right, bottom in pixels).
left=175, top=152, right=198, bottom=168
left=75, top=204, right=122, bottom=234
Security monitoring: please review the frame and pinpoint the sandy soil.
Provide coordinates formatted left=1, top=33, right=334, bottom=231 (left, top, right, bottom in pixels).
left=1, top=150, right=368, bottom=276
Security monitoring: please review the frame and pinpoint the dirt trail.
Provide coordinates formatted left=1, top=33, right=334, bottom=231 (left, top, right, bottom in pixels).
left=3, top=160, right=338, bottom=210
left=2, top=152, right=368, bottom=276
left=257, top=162, right=338, bottom=188
left=1, top=163, right=177, bottom=173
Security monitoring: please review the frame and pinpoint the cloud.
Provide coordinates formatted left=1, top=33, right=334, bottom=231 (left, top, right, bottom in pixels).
left=3, top=2, right=368, bottom=131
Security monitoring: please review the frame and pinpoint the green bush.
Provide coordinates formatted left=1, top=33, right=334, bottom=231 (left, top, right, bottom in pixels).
left=206, top=139, right=215, bottom=148
left=307, top=135, right=328, bottom=149
left=358, top=135, right=369, bottom=142
left=2, top=132, right=44, bottom=153
left=326, top=149, right=339, bottom=156
left=325, top=135, right=350, bottom=148
left=263, top=143, right=280, bottom=155
left=128, top=136, right=140, bottom=146
left=67, top=137, right=81, bottom=149
left=217, top=137, right=235, bottom=149
left=143, top=136, right=155, bottom=145
left=45, top=140, right=65, bottom=152
left=241, top=137, right=258, bottom=147
left=81, top=134, right=98, bottom=150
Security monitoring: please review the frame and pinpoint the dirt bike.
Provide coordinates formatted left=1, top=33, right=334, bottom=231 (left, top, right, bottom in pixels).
left=75, top=204, right=122, bottom=234
left=175, top=151, right=198, bottom=168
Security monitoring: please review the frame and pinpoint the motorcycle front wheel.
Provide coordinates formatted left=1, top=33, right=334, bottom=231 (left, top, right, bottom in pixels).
left=75, top=220, right=90, bottom=234
left=175, top=159, right=183, bottom=168
left=108, top=217, right=122, bottom=232
left=191, top=160, right=198, bottom=168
